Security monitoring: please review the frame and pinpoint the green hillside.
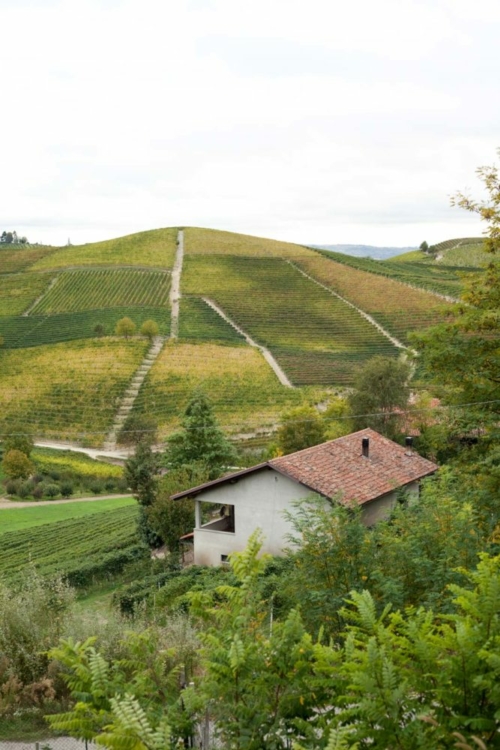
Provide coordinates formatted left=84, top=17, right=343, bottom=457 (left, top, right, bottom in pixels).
left=0, top=226, right=463, bottom=447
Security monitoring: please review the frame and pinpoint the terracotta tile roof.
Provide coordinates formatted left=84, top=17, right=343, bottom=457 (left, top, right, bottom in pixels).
left=269, top=428, right=438, bottom=506
left=172, top=428, right=438, bottom=505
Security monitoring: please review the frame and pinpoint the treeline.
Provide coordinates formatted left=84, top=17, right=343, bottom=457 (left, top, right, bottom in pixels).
left=1, top=230, right=28, bottom=244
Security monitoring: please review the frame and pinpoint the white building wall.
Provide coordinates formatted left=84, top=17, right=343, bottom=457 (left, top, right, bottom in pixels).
left=193, top=468, right=313, bottom=566
left=192, top=469, right=422, bottom=566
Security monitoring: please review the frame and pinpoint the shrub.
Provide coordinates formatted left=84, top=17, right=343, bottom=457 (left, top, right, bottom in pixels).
left=89, top=480, right=103, bottom=495
left=32, top=485, right=44, bottom=499
left=59, top=481, right=74, bottom=498
left=5, top=479, right=21, bottom=496
left=140, top=319, right=159, bottom=341
left=115, top=316, right=136, bottom=338
left=43, top=484, right=60, bottom=499
left=2, top=449, right=34, bottom=480
left=18, top=480, right=35, bottom=498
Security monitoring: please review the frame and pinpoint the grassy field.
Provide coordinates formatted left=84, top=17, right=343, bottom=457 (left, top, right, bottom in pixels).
left=0, top=272, right=55, bottom=316
left=184, top=226, right=317, bottom=258
left=31, top=446, right=124, bottom=478
left=0, top=496, right=134, bottom=534
left=31, top=268, right=171, bottom=313
left=0, top=504, right=143, bottom=585
left=0, top=338, right=149, bottom=444
left=0, top=244, right=59, bottom=273
left=31, top=227, right=178, bottom=270
left=294, top=254, right=448, bottom=345
left=182, top=256, right=398, bottom=384
left=0, top=306, right=170, bottom=348
left=125, top=341, right=320, bottom=439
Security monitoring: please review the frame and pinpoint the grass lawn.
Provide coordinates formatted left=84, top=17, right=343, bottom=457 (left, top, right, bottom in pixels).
left=0, top=495, right=134, bottom=534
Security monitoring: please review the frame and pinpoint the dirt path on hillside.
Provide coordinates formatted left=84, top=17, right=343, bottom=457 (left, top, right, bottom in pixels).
left=0, top=493, right=133, bottom=509
left=202, top=297, right=294, bottom=387
left=22, top=275, right=59, bottom=315
left=34, top=439, right=132, bottom=460
left=170, top=229, right=184, bottom=338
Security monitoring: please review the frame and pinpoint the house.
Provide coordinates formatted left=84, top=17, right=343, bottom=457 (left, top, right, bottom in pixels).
left=172, top=428, right=438, bottom=567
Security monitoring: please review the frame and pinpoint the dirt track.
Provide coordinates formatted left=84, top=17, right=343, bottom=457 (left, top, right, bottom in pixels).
left=0, top=493, right=133, bottom=509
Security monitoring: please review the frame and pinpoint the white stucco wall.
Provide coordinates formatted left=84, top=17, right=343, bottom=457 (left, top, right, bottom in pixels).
left=191, top=471, right=422, bottom=566
left=360, top=480, right=420, bottom=526
left=193, top=467, right=313, bottom=566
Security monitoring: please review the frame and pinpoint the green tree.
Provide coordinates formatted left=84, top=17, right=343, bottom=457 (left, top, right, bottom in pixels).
left=419, top=240, right=429, bottom=252
left=413, top=153, right=500, bottom=443
left=2, top=449, right=34, bottom=479
left=277, top=404, right=326, bottom=454
left=140, top=319, right=159, bottom=341
left=115, top=316, right=136, bottom=338
left=93, top=323, right=105, bottom=337
left=125, top=442, right=161, bottom=547
left=2, top=423, right=33, bottom=457
left=147, top=464, right=209, bottom=559
left=164, top=391, right=237, bottom=479
left=348, top=355, right=411, bottom=439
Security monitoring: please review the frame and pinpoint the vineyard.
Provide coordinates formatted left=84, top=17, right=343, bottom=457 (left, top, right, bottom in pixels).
left=182, top=255, right=399, bottom=384
left=0, top=495, right=133, bottom=534
left=313, top=248, right=476, bottom=297
left=30, top=269, right=171, bottom=313
left=0, top=339, right=149, bottom=443
left=0, top=272, right=55, bottom=316
left=0, top=244, right=59, bottom=273
left=0, top=306, right=170, bottom=349
left=293, top=255, right=448, bottom=345
left=32, top=227, right=178, bottom=271
left=0, top=504, right=144, bottom=586
left=126, top=342, right=314, bottom=438
left=184, top=226, right=316, bottom=258
left=179, top=296, right=246, bottom=344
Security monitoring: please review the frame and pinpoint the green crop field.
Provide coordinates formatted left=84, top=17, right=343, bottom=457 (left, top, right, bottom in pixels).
left=0, top=306, right=170, bottom=349
left=31, top=228, right=178, bottom=271
left=0, top=244, right=59, bottom=273
left=314, top=248, right=473, bottom=297
left=0, top=338, right=148, bottom=444
left=125, top=341, right=317, bottom=439
left=179, top=296, right=246, bottom=344
left=182, top=255, right=398, bottom=385
left=0, top=504, right=143, bottom=586
left=294, top=255, right=448, bottom=345
left=30, top=269, right=171, bottom=314
left=0, top=273, right=55, bottom=316
left=31, top=447, right=124, bottom=480
left=437, top=242, right=490, bottom=267
left=184, top=227, right=316, bottom=258
left=0, top=496, right=134, bottom=535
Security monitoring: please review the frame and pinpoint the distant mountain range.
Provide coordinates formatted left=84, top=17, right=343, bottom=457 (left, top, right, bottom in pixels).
left=309, top=244, right=416, bottom=260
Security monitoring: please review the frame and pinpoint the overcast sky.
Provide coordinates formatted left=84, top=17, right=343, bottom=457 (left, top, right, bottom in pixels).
left=0, top=0, right=498, bottom=248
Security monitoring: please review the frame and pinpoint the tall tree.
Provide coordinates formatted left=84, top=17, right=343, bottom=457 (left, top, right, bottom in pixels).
left=164, top=391, right=237, bottom=479
left=277, top=405, right=326, bottom=454
left=125, top=442, right=161, bottom=547
left=348, top=355, right=411, bottom=439
left=413, top=152, right=500, bottom=441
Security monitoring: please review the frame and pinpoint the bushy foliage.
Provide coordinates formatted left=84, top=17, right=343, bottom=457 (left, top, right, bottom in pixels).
left=115, top=316, right=136, bottom=338
left=348, top=355, right=411, bottom=439
left=140, top=319, right=159, bottom=340
left=164, top=391, right=237, bottom=479
left=2, top=449, right=34, bottom=479
left=277, top=404, right=326, bottom=454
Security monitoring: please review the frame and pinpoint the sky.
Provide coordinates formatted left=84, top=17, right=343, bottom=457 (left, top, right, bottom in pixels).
left=0, top=0, right=498, bottom=248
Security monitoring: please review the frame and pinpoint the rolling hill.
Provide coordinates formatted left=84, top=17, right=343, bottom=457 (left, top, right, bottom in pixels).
left=0, top=227, right=482, bottom=448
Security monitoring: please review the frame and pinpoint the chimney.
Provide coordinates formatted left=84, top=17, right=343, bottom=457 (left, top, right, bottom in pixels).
left=405, top=436, right=413, bottom=455
left=362, top=437, right=369, bottom=458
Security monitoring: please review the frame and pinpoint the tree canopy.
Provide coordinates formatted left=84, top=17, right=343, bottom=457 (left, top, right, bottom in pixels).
left=164, top=391, right=237, bottom=479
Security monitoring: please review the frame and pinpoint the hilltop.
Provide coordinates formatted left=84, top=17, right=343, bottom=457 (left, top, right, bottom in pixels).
left=0, top=227, right=483, bottom=449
